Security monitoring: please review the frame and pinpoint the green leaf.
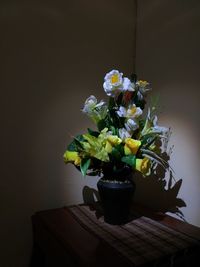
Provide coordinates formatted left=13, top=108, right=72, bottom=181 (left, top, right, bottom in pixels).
left=97, top=119, right=107, bottom=131
left=74, top=138, right=84, bottom=150
left=76, top=134, right=85, bottom=141
left=83, top=133, right=98, bottom=147
left=109, top=126, right=119, bottom=137
left=121, top=155, right=136, bottom=167
left=67, top=135, right=84, bottom=151
left=109, top=109, right=123, bottom=129
left=143, top=136, right=158, bottom=149
left=111, top=147, right=121, bottom=161
left=108, top=97, right=115, bottom=110
left=80, top=158, right=91, bottom=176
left=139, top=119, right=145, bottom=130
left=115, top=127, right=119, bottom=136
left=115, top=143, right=124, bottom=155
left=87, top=128, right=99, bottom=137
left=110, top=126, right=116, bottom=135
left=141, top=133, right=158, bottom=147
left=67, top=140, right=77, bottom=151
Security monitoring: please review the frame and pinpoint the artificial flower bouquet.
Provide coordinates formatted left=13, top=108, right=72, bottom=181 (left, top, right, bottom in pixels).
left=64, top=70, right=170, bottom=181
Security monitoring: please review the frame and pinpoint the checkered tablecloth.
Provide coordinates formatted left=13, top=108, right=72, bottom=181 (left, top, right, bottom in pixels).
left=68, top=205, right=200, bottom=267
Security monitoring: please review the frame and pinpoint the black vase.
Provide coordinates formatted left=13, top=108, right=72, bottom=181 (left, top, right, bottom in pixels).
left=97, top=178, right=135, bottom=225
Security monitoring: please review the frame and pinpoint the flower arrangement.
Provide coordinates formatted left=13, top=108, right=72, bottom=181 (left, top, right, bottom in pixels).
left=64, top=70, right=170, bottom=181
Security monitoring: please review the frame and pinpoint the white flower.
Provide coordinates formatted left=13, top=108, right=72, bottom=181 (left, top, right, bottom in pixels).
left=103, top=70, right=135, bottom=97
left=117, top=104, right=142, bottom=136
left=118, top=128, right=131, bottom=140
left=116, top=106, right=126, bottom=117
left=116, top=104, right=143, bottom=119
left=136, top=80, right=151, bottom=95
left=82, top=95, right=97, bottom=113
left=123, top=77, right=135, bottom=92
left=127, top=105, right=143, bottom=118
left=82, top=95, right=107, bottom=123
left=125, top=119, right=139, bottom=132
left=151, top=116, right=169, bottom=134
left=104, top=70, right=123, bottom=87
left=103, top=70, right=123, bottom=97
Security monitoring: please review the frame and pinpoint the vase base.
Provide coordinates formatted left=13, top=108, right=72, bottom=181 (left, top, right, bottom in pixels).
left=97, top=178, right=135, bottom=225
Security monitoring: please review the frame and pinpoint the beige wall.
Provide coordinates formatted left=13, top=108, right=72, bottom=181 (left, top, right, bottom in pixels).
left=135, top=0, right=200, bottom=226
left=0, top=1, right=136, bottom=266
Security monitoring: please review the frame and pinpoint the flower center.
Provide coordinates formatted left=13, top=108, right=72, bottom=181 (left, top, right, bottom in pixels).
left=128, top=106, right=137, bottom=116
left=110, top=74, right=120, bottom=84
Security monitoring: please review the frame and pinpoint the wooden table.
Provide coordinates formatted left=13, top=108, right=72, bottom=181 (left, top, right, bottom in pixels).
left=31, top=203, right=200, bottom=267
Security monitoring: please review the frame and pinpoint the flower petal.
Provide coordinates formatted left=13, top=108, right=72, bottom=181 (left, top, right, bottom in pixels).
left=124, top=138, right=141, bottom=155
left=136, top=157, right=151, bottom=175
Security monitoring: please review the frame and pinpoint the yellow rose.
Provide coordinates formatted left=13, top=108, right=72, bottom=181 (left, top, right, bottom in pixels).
left=105, top=135, right=122, bottom=153
left=124, top=138, right=141, bottom=155
left=136, top=157, right=151, bottom=175
left=63, top=151, right=81, bottom=166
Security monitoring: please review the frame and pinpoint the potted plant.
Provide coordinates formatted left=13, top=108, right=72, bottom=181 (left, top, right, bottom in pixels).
left=63, top=70, right=170, bottom=225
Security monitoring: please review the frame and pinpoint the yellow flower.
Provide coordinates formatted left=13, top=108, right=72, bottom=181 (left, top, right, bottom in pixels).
left=82, top=129, right=110, bottom=162
left=105, top=135, right=122, bottom=153
left=63, top=151, right=81, bottom=166
left=136, top=157, right=151, bottom=175
left=137, top=80, right=148, bottom=87
left=124, top=138, right=141, bottom=155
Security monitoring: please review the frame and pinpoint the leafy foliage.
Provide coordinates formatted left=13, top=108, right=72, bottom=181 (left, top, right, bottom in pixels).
left=64, top=70, right=171, bottom=180
left=122, top=155, right=136, bottom=168
left=80, top=158, right=91, bottom=176
left=67, top=135, right=84, bottom=152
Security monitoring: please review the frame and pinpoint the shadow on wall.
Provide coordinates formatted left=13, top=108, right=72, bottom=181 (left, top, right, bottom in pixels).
left=82, top=153, right=186, bottom=220
left=133, top=170, right=186, bottom=220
